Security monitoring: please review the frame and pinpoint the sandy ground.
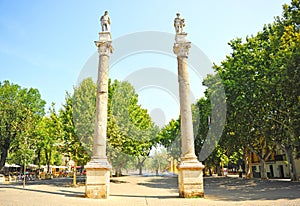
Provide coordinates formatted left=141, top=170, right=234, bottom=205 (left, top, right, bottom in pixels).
left=0, top=175, right=300, bottom=206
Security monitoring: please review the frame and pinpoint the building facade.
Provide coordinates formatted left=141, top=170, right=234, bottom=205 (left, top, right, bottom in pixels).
left=251, top=147, right=300, bottom=179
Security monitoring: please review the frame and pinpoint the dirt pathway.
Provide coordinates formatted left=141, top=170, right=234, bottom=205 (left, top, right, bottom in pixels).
left=0, top=175, right=299, bottom=206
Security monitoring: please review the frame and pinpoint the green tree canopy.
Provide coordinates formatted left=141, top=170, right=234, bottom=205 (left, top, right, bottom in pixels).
left=0, top=80, right=45, bottom=170
left=214, top=0, right=300, bottom=180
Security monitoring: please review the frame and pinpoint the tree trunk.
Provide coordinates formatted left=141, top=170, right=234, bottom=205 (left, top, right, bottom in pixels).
left=284, top=145, right=298, bottom=181
left=249, top=143, right=273, bottom=180
left=216, top=165, right=222, bottom=176
left=209, top=168, right=212, bottom=176
left=73, top=150, right=78, bottom=187
left=245, top=149, right=253, bottom=178
left=23, top=156, right=26, bottom=189
left=0, top=147, right=8, bottom=171
left=137, top=156, right=146, bottom=175
left=73, top=161, right=77, bottom=187
left=37, top=149, right=41, bottom=167
left=260, top=159, right=268, bottom=179
left=45, top=149, right=50, bottom=174
left=0, top=136, right=11, bottom=171
left=139, top=164, right=143, bottom=175
left=202, top=166, right=207, bottom=176
left=115, top=168, right=122, bottom=177
left=172, top=157, right=176, bottom=173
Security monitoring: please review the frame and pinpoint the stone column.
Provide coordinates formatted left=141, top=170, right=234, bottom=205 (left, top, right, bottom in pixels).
left=85, top=31, right=113, bottom=199
left=173, top=31, right=204, bottom=198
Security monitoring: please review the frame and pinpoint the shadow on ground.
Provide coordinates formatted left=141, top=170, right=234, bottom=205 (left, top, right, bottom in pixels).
left=204, top=176, right=300, bottom=201
left=137, top=176, right=300, bottom=201
left=1, top=175, right=300, bottom=202
left=7, top=176, right=86, bottom=187
left=110, top=194, right=178, bottom=199
left=0, top=177, right=87, bottom=198
left=137, top=176, right=178, bottom=189
left=0, top=186, right=84, bottom=198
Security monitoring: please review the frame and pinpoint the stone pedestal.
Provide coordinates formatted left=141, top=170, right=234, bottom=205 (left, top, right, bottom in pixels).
left=173, top=30, right=205, bottom=198
left=85, top=31, right=113, bottom=199
left=85, top=165, right=110, bottom=198
left=178, top=161, right=205, bottom=198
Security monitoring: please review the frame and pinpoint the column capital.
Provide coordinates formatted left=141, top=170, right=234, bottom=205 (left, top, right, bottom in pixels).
left=173, top=41, right=191, bottom=58
left=95, top=41, right=113, bottom=56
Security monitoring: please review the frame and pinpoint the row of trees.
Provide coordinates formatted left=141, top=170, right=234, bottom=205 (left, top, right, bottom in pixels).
left=73, top=78, right=159, bottom=176
left=0, top=77, right=159, bottom=179
left=158, top=0, right=300, bottom=180
left=214, top=0, right=299, bottom=180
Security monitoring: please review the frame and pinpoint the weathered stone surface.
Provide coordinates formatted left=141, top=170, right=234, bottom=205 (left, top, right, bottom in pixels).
left=98, top=32, right=112, bottom=42
left=173, top=14, right=205, bottom=198
left=85, top=168, right=110, bottom=184
left=85, top=165, right=111, bottom=199
left=85, top=25, right=113, bottom=199
left=178, top=164, right=204, bottom=198
left=85, top=164, right=111, bottom=199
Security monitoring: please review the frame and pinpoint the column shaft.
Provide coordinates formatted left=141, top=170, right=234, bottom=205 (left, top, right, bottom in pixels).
left=92, top=54, right=109, bottom=160
left=177, top=57, right=197, bottom=160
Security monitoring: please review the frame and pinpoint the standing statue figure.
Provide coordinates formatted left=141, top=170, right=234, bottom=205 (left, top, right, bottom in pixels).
left=174, top=13, right=185, bottom=34
left=100, top=11, right=111, bottom=32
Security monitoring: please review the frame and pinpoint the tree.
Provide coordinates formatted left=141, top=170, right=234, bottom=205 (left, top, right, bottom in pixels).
left=108, top=80, right=159, bottom=175
left=214, top=0, right=300, bottom=180
left=1, top=84, right=45, bottom=188
left=192, top=98, right=210, bottom=160
left=60, top=94, right=89, bottom=186
left=156, top=118, right=181, bottom=168
left=266, top=1, right=300, bottom=181
left=72, top=78, right=96, bottom=156
left=107, top=144, right=136, bottom=176
left=215, top=35, right=278, bottom=179
left=34, top=105, right=62, bottom=174
left=0, top=81, right=21, bottom=170
left=149, top=148, right=169, bottom=175
left=65, top=78, right=158, bottom=176
left=0, top=81, right=45, bottom=171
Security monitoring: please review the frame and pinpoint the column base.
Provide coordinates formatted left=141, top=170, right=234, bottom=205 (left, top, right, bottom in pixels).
left=85, top=161, right=111, bottom=199
left=177, top=161, right=205, bottom=198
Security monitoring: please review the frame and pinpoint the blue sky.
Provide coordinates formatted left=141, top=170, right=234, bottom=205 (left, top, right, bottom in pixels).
left=0, top=0, right=290, bottom=124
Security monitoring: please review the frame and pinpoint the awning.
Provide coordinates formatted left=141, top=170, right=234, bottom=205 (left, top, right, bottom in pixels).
left=10, top=164, right=21, bottom=168
left=4, top=163, right=20, bottom=168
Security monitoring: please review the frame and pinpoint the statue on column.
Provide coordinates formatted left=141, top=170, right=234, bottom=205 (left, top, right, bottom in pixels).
left=174, top=13, right=185, bottom=34
left=100, top=11, right=111, bottom=32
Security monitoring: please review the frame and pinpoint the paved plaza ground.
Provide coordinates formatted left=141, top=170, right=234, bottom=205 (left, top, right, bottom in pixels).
left=0, top=175, right=300, bottom=206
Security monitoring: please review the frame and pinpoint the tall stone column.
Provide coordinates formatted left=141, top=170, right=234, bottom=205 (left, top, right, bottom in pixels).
left=173, top=13, right=204, bottom=198
left=85, top=20, right=113, bottom=198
